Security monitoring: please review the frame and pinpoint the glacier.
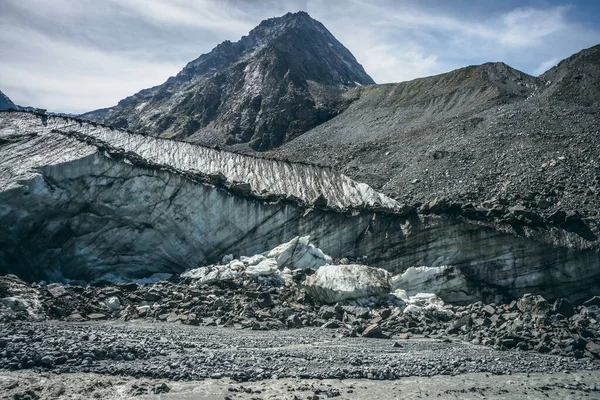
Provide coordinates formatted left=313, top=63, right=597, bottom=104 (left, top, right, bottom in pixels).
left=0, top=111, right=599, bottom=302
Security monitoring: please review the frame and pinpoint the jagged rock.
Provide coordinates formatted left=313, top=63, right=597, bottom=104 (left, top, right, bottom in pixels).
left=66, top=313, right=85, bottom=322
left=0, top=90, right=18, bottom=111
left=321, top=320, right=341, bottom=329
left=304, top=264, right=391, bottom=303
left=45, top=284, right=66, bottom=299
left=312, top=194, right=328, bottom=207
left=548, top=210, right=567, bottom=224
left=586, top=342, right=600, bottom=358
left=483, top=305, right=496, bottom=316
left=362, top=323, right=385, bottom=338
left=229, top=182, right=252, bottom=196
left=286, top=314, right=303, bottom=328
left=208, top=171, right=226, bottom=185
left=553, top=298, right=575, bottom=317
left=447, top=315, right=472, bottom=334
left=396, top=204, right=417, bottom=217
left=105, top=296, right=121, bottom=311
left=152, top=383, right=170, bottom=395
left=0, top=270, right=598, bottom=361
left=517, top=294, right=550, bottom=314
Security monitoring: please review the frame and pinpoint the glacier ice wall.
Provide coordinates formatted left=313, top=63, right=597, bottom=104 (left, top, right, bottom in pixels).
left=0, top=112, right=599, bottom=301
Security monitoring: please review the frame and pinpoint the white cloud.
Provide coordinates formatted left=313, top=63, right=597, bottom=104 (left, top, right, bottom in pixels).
left=498, top=7, right=568, bottom=47
left=361, top=44, right=440, bottom=83
left=318, top=1, right=598, bottom=83
left=0, top=0, right=598, bottom=112
left=111, top=0, right=255, bottom=34
left=0, top=24, right=181, bottom=113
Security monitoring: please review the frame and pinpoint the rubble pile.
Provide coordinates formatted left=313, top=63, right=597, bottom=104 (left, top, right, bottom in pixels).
left=1, top=237, right=599, bottom=367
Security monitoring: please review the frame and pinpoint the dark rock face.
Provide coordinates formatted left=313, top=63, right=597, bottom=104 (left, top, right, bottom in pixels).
left=0, top=90, right=18, bottom=111
left=269, top=44, right=600, bottom=218
left=81, top=12, right=374, bottom=150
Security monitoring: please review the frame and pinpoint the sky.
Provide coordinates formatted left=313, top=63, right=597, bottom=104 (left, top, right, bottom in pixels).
left=1, top=0, right=599, bottom=113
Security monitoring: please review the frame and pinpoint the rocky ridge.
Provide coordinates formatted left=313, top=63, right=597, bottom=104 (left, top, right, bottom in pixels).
left=82, top=12, right=374, bottom=150
left=269, top=45, right=600, bottom=218
left=541, top=43, right=600, bottom=105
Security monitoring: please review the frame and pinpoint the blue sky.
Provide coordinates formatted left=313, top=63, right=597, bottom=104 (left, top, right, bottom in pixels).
left=1, top=0, right=599, bottom=113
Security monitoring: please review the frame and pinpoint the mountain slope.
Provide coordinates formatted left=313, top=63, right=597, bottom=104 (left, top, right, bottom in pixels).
left=82, top=12, right=374, bottom=150
left=0, top=91, right=18, bottom=110
left=541, top=44, right=600, bottom=106
left=268, top=46, right=600, bottom=218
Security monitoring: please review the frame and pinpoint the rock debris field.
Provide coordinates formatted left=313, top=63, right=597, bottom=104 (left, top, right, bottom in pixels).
left=1, top=238, right=600, bottom=399
left=1, top=323, right=600, bottom=400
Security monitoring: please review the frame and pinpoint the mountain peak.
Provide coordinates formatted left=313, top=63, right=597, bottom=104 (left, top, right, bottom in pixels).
left=178, top=11, right=373, bottom=88
left=259, top=10, right=313, bottom=24
left=0, top=90, right=18, bottom=111
left=83, top=12, right=374, bottom=150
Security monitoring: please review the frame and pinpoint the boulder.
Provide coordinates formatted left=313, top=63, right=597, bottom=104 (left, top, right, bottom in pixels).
left=362, top=323, right=385, bottom=338
left=265, top=236, right=332, bottom=270
left=45, top=283, right=66, bottom=298
left=391, top=265, right=481, bottom=304
left=516, top=294, right=549, bottom=314
left=552, top=298, right=575, bottom=317
left=105, top=296, right=121, bottom=311
left=403, top=305, right=422, bottom=314
left=304, top=264, right=391, bottom=303
left=182, top=261, right=244, bottom=283
left=586, top=342, right=600, bottom=358
left=391, top=288, right=409, bottom=302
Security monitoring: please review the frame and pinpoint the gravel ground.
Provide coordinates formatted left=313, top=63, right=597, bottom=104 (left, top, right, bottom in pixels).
left=2, top=321, right=598, bottom=380
left=1, top=321, right=599, bottom=399
left=2, top=369, right=600, bottom=399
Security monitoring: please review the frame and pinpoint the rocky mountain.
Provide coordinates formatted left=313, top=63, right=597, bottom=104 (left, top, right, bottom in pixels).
left=0, top=90, right=18, bottom=110
left=541, top=44, right=600, bottom=105
left=82, top=11, right=374, bottom=150
left=269, top=45, right=600, bottom=218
